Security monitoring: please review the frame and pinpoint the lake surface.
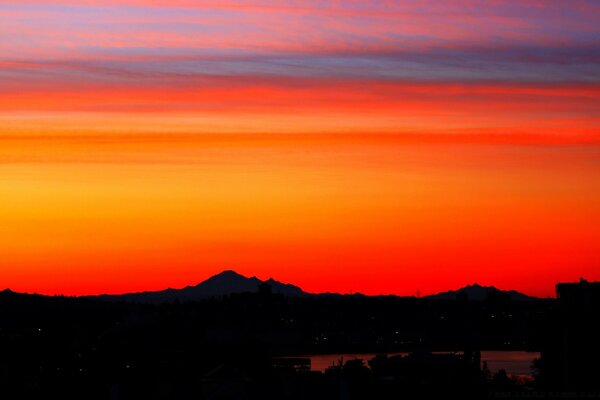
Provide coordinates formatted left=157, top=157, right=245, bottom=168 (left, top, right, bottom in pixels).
left=480, top=351, right=540, bottom=377
left=299, top=351, right=540, bottom=377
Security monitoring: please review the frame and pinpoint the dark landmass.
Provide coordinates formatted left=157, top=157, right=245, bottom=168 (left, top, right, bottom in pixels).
left=85, top=270, right=537, bottom=304
left=88, top=270, right=308, bottom=303
left=0, top=274, right=598, bottom=400
left=425, top=283, right=537, bottom=302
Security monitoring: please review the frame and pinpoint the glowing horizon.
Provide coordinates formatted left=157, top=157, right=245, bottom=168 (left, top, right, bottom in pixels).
left=1, top=1, right=599, bottom=297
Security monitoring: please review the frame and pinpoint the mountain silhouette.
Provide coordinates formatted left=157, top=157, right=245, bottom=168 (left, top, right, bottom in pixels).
left=425, top=283, right=535, bottom=302
left=90, top=270, right=308, bottom=303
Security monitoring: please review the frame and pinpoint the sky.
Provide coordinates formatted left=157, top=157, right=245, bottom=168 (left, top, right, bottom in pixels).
left=1, top=0, right=599, bottom=297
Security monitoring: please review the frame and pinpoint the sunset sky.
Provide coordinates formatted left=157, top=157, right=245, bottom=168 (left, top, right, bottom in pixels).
left=1, top=1, right=599, bottom=297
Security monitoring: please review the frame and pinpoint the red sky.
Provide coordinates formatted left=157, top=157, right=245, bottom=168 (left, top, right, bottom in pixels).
left=1, top=1, right=599, bottom=297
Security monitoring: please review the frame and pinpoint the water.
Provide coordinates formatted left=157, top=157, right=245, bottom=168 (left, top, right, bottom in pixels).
left=296, top=351, right=540, bottom=377
left=480, top=351, right=540, bottom=377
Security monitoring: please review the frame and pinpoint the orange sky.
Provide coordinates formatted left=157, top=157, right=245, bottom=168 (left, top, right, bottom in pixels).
left=1, top=133, right=599, bottom=297
left=1, top=1, right=599, bottom=297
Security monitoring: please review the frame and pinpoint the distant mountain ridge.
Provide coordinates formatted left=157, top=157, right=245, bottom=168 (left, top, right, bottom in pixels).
left=89, top=270, right=309, bottom=303
left=424, top=283, right=536, bottom=302
left=3, top=271, right=539, bottom=303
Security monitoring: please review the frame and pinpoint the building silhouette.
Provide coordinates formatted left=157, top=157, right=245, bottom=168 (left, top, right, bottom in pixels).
left=540, top=279, right=600, bottom=390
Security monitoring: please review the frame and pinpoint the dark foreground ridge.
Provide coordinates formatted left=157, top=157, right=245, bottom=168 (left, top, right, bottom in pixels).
left=0, top=276, right=598, bottom=400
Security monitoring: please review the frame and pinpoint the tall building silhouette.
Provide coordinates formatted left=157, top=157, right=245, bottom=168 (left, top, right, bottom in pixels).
left=541, top=279, right=600, bottom=390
